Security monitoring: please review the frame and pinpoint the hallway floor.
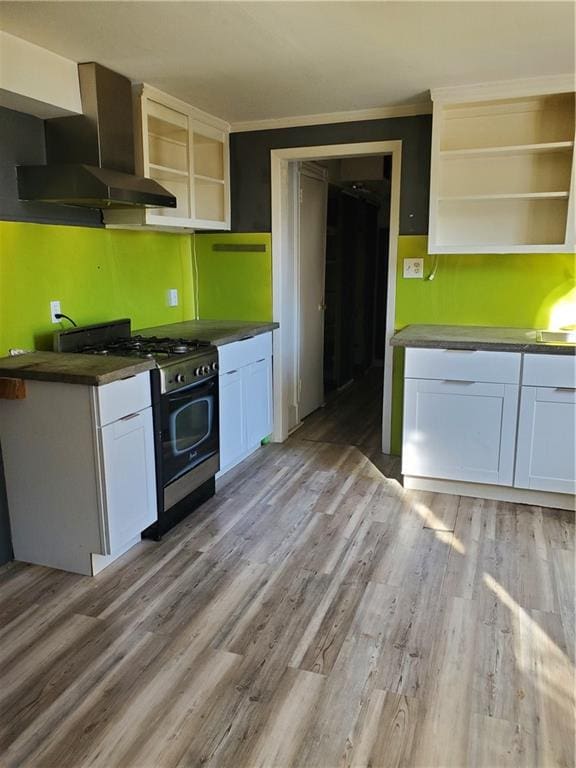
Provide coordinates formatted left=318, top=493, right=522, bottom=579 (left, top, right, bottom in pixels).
left=0, top=372, right=574, bottom=767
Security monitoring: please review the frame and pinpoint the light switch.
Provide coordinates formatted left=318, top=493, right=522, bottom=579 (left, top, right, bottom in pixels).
left=403, top=258, right=424, bottom=279
left=167, top=288, right=179, bottom=307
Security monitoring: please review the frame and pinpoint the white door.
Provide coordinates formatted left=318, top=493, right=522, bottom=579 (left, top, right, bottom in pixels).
left=402, top=379, right=519, bottom=485
left=219, top=369, right=246, bottom=472
left=245, top=358, right=273, bottom=448
left=515, top=386, right=576, bottom=493
left=99, top=406, right=157, bottom=554
left=298, top=164, right=328, bottom=420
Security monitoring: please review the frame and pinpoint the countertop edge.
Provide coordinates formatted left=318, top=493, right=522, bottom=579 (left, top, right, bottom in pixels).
left=389, top=337, right=576, bottom=355
left=0, top=355, right=156, bottom=386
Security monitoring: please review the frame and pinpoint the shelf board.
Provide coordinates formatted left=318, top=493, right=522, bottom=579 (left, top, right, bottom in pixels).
left=194, top=173, right=225, bottom=184
left=440, top=141, right=574, bottom=158
left=148, top=132, right=188, bottom=148
left=439, top=192, right=570, bottom=202
left=149, top=163, right=188, bottom=178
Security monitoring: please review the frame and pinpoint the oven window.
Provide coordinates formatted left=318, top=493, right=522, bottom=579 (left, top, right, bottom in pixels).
left=170, top=397, right=212, bottom=455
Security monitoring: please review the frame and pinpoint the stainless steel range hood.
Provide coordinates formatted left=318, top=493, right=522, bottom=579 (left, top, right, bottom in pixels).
left=17, top=63, right=177, bottom=210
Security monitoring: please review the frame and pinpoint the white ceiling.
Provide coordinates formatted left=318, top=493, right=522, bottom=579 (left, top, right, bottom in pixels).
left=0, top=1, right=574, bottom=125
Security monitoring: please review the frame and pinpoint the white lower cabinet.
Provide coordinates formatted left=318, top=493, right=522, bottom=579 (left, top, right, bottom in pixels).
left=218, top=333, right=273, bottom=476
left=0, top=372, right=157, bottom=575
left=401, top=347, right=575, bottom=506
left=515, top=385, right=576, bottom=494
left=403, top=378, right=519, bottom=485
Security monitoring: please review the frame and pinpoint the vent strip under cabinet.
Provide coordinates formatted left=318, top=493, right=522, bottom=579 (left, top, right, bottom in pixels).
left=211, top=244, right=267, bottom=252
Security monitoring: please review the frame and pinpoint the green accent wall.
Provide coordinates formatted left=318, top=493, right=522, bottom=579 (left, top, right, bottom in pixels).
left=194, top=233, right=272, bottom=321
left=391, top=236, right=576, bottom=452
left=0, top=222, right=195, bottom=354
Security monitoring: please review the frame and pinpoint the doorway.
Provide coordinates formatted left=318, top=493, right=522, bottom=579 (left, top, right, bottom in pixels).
left=271, top=140, right=401, bottom=454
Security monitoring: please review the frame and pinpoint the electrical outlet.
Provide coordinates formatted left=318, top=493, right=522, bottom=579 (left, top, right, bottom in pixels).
left=167, top=288, right=179, bottom=307
left=403, top=258, right=424, bottom=279
left=50, top=300, right=61, bottom=323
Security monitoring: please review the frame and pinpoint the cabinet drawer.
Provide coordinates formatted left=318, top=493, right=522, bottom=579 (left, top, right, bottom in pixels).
left=95, top=372, right=151, bottom=426
left=522, top=353, right=576, bottom=388
left=405, top=347, right=521, bottom=384
left=218, top=333, right=272, bottom=375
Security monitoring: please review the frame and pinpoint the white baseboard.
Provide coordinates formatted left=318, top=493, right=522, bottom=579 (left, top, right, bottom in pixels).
left=403, top=476, right=575, bottom=512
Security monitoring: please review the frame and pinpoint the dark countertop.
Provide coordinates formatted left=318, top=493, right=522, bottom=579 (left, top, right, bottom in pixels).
left=0, top=352, right=155, bottom=386
left=136, top=319, right=279, bottom=346
left=390, top=324, right=576, bottom=355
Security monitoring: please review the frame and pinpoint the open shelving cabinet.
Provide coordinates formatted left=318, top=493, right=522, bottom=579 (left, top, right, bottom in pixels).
left=104, top=85, right=230, bottom=232
left=428, top=78, right=576, bottom=253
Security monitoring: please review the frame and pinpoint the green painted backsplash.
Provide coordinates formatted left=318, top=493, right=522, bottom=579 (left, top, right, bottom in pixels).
left=390, top=236, right=576, bottom=452
left=194, top=233, right=272, bottom=321
left=0, top=222, right=195, bottom=354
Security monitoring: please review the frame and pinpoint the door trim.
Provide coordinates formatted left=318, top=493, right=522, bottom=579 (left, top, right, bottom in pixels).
left=271, top=140, right=402, bottom=453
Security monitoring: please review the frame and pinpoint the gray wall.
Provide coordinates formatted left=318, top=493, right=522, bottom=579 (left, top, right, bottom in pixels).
left=0, top=105, right=102, bottom=227
left=230, top=114, right=432, bottom=234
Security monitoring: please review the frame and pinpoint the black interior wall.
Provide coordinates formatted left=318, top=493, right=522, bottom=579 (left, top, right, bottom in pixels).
left=0, top=105, right=102, bottom=227
left=230, top=114, right=432, bottom=234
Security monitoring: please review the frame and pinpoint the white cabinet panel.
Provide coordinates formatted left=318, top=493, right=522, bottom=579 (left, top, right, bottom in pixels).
left=219, top=369, right=246, bottom=472
left=405, top=348, right=521, bottom=384
left=218, top=333, right=273, bottom=374
left=515, top=386, right=576, bottom=493
left=245, top=358, right=273, bottom=449
left=99, top=406, right=157, bottom=554
left=522, top=353, right=576, bottom=388
left=96, top=372, right=151, bottom=426
left=403, top=378, right=519, bottom=485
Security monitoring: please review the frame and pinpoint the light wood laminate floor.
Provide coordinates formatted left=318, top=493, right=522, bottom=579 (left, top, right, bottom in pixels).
left=0, top=370, right=574, bottom=767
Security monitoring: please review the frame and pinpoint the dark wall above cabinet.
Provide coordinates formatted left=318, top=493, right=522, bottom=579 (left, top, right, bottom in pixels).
left=0, top=105, right=103, bottom=227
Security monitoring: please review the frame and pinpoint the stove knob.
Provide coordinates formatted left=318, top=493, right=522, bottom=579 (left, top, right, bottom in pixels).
left=202, top=365, right=211, bottom=375
left=195, top=367, right=202, bottom=376
left=211, top=361, right=219, bottom=372
left=175, top=373, right=185, bottom=384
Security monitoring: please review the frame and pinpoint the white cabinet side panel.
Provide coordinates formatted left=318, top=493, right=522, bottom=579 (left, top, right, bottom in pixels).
left=0, top=381, right=103, bottom=573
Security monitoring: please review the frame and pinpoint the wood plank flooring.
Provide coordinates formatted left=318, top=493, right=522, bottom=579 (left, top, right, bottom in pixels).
left=0, top=369, right=574, bottom=767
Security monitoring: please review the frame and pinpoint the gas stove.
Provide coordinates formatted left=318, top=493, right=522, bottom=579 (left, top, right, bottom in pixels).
left=54, top=319, right=219, bottom=394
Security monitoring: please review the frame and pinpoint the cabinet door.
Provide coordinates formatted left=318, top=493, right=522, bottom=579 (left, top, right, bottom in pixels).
left=402, top=379, right=519, bottom=485
left=219, top=369, right=246, bottom=471
left=515, top=386, right=576, bottom=493
left=99, top=406, right=157, bottom=554
left=245, top=358, right=273, bottom=449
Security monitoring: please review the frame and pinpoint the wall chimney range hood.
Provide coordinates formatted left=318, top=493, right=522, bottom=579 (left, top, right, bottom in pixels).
left=17, top=62, right=177, bottom=210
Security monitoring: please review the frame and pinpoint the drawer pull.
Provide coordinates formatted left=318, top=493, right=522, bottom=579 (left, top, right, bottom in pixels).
left=443, top=349, right=476, bottom=353
left=255, top=358, right=266, bottom=363
left=555, top=386, right=576, bottom=392
left=120, top=412, right=140, bottom=421
left=226, top=369, right=238, bottom=375
left=442, top=379, right=474, bottom=385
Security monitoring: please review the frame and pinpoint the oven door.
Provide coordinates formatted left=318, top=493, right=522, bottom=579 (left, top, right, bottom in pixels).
left=161, top=375, right=219, bottom=487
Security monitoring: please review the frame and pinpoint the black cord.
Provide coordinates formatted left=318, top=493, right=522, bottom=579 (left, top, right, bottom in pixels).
left=55, top=313, right=77, bottom=327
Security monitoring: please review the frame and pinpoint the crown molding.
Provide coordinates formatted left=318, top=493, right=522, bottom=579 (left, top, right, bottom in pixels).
left=431, top=74, right=575, bottom=104
left=230, top=102, right=432, bottom=133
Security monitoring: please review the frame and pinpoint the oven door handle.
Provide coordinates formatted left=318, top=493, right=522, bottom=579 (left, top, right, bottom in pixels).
left=167, top=379, right=216, bottom=402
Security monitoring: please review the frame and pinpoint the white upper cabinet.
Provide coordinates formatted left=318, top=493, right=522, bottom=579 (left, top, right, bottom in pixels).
left=104, top=85, right=230, bottom=232
left=428, top=76, right=576, bottom=254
